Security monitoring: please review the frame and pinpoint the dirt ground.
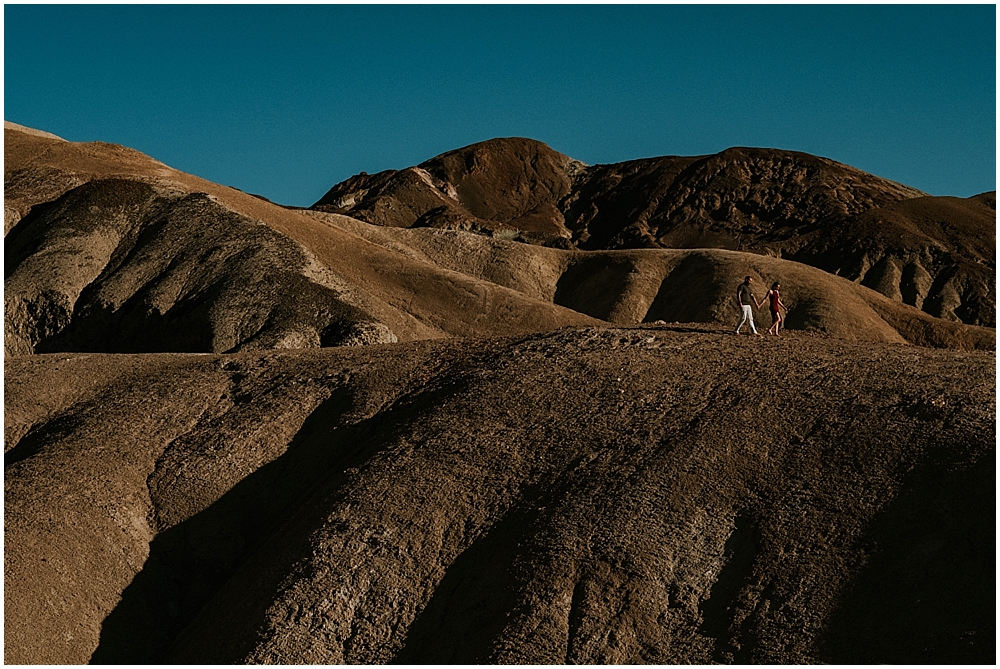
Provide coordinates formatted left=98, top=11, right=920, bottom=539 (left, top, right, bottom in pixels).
left=5, top=325, right=994, bottom=664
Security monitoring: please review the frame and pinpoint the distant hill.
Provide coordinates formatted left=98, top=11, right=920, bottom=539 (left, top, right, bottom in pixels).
left=313, top=138, right=995, bottom=326
left=313, top=137, right=584, bottom=240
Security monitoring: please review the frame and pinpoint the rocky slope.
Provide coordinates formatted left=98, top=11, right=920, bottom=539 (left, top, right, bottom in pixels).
left=314, top=139, right=995, bottom=326
left=5, top=179, right=390, bottom=355
left=309, top=212, right=993, bottom=351
left=313, top=137, right=586, bottom=239
left=786, top=192, right=996, bottom=327
left=5, top=329, right=994, bottom=664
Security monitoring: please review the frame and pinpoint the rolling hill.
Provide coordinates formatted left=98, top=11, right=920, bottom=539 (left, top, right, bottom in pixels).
left=5, top=124, right=993, bottom=354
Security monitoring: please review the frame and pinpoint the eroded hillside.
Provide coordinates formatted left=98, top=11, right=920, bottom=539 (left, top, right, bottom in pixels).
left=307, top=211, right=994, bottom=351
left=314, top=138, right=995, bottom=326
left=4, top=122, right=995, bottom=666
left=5, top=124, right=993, bottom=354
left=5, top=328, right=994, bottom=664
left=5, top=179, right=393, bottom=355
left=4, top=124, right=601, bottom=356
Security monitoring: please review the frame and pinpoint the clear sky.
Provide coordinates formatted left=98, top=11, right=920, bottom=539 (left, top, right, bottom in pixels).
left=4, top=4, right=996, bottom=206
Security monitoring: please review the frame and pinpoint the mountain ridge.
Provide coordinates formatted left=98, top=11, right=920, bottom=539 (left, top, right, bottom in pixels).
left=313, top=137, right=993, bottom=326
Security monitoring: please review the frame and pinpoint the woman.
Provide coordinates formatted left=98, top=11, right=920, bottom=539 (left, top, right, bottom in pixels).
left=766, top=282, right=786, bottom=335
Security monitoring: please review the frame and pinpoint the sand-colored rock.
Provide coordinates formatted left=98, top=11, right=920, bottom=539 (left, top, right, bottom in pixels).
left=310, top=212, right=994, bottom=351
left=6, top=127, right=992, bottom=355
left=4, top=126, right=601, bottom=356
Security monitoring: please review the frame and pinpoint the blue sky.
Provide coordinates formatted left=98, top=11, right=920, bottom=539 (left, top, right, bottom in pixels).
left=5, top=4, right=996, bottom=206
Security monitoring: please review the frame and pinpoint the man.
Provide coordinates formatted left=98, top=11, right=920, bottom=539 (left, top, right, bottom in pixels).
left=734, top=275, right=763, bottom=336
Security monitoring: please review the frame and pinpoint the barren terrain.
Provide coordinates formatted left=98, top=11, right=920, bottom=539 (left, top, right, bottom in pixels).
left=4, top=122, right=995, bottom=664
left=315, top=138, right=995, bottom=326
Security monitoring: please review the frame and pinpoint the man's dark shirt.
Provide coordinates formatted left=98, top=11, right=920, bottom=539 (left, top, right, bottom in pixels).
left=738, top=283, right=754, bottom=306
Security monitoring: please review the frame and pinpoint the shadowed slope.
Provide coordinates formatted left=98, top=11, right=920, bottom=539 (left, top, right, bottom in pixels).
left=4, top=330, right=994, bottom=664
left=787, top=192, right=996, bottom=326
left=562, top=147, right=924, bottom=249
left=5, top=179, right=388, bottom=355
left=4, top=120, right=180, bottom=233
left=4, top=125, right=601, bottom=355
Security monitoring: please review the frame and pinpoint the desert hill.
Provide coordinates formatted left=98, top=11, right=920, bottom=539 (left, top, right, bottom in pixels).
left=788, top=191, right=996, bottom=326
left=4, top=123, right=602, bottom=357
left=4, top=123, right=993, bottom=355
left=5, top=329, right=994, bottom=664
left=307, top=211, right=992, bottom=351
left=4, top=122, right=995, bottom=665
left=313, top=137, right=586, bottom=240
left=313, top=138, right=995, bottom=326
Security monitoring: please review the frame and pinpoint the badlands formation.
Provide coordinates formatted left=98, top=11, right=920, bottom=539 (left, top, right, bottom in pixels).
left=4, top=121, right=995, bottom=664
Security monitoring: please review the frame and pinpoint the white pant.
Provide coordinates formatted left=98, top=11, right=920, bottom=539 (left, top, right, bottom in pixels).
left=735, top=304, right=757, bottom=334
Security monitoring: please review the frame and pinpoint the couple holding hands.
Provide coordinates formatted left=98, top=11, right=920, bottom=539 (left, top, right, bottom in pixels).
left=735, top=276, right=787, bottom=337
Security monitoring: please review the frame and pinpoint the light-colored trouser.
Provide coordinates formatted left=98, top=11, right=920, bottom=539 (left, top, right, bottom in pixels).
left=735, top=304, right=757, bottom=334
